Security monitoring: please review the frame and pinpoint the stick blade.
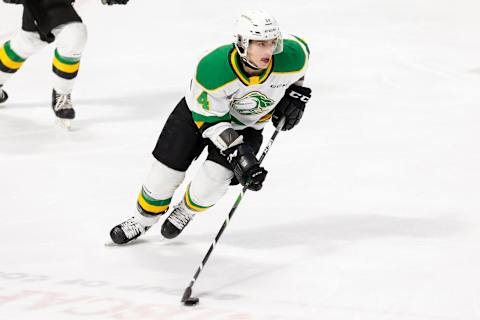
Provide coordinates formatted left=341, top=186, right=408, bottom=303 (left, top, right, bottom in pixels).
left=183, top=296, right=199, bottom=306
left=181, top=286, right=192, bottom=302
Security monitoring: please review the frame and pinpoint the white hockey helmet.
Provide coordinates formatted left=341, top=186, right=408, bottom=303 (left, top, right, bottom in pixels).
left=234, top=10, right=283, bottom=59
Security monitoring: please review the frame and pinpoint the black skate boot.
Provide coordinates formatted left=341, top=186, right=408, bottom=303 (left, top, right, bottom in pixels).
left=52, top=89, right=75, bottom=128
left=161, top=202, right=196, bottom=239
left=110, top=213, right=160, bottom=245
left=0, top=85, right=8, bottom=104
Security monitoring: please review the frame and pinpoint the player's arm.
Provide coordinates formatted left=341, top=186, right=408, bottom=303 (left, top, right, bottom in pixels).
left=200, top=108, right=268, bottom=192
left=272, top=36, right=312, bottom=131
left=294, top=76, right=305, bottom=86
left=190, top=84, right=267, bottom=191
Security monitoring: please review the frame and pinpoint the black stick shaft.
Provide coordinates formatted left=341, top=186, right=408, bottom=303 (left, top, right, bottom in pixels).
left=182, top=118, right=285, bottom=302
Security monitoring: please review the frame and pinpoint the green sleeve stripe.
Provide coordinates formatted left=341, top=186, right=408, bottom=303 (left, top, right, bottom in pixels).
left=192, top=111, right=231, bottom=123
left=293, top=36, right=310, bottom=56
left=4, top=41, right=26, bottom=62
left=54, top=49, right=80, bottom=65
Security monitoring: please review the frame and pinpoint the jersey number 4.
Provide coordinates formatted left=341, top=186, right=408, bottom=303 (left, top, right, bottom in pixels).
left=197, top=91, right=210, bottom=110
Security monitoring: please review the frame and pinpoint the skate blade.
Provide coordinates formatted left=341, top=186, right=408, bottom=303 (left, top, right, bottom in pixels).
left=55, top=118, right=72, bottom=130
left=104, top=240, right=137, bottom=247
left=104, top=237, right=156, bottom=247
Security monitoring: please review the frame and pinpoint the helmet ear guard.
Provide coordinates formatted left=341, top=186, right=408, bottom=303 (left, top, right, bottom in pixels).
left=235, top=35, right=247, bottom=56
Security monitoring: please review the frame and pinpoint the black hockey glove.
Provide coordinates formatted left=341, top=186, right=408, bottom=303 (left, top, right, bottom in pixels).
left=3, top=0, right=23, bottom=4
left=101, top=0, right=129, bottom=4
left=225, top=144, right=268, bottom=191
left=272, top=84, right=312, bottom=131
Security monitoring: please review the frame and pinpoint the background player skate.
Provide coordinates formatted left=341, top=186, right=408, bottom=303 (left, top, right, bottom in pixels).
left=109, top=9, right=312, bottom=245
left=0, top=0, right=129, bottom=128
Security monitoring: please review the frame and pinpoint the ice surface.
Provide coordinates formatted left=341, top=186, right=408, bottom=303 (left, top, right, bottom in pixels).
left=1, top=0, right=480, bottom=319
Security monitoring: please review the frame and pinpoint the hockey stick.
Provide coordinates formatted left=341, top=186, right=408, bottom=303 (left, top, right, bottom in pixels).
left=181, top=117, right=286, bottom=306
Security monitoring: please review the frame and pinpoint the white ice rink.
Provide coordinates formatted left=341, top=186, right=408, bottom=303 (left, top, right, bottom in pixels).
left=1, top=0, right=480, bottom=319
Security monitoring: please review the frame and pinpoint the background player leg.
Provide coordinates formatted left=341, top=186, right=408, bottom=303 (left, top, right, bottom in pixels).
left=0, top=30, right=47, bottom=104
left=161, top=160, right=233, bottom=239
left=51, top=22, right=88, bottom=128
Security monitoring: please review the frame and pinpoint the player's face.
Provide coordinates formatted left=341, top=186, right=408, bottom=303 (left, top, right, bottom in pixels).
left=247, top=39, right=277, bottom=69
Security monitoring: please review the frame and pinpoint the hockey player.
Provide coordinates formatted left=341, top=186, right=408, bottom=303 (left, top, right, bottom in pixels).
left=109, top=9, right=312, bottom=244
left=0, top=0, right=129, bottom=127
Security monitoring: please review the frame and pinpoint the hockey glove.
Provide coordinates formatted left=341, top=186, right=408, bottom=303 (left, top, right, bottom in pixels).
left=225, top=144, right=268, bottom=191
left=272, top=84, right=312, bottom=131
left=3, top=0, right=23, bottom=4
left=101, top=0, right=129, bottom=4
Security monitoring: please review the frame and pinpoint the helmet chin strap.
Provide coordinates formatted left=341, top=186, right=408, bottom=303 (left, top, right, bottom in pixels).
left=235, top=43, right=262, bottom=71
left=241, top=56, right=261, bottom=71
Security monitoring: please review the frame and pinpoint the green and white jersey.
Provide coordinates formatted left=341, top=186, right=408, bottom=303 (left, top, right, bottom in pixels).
left=185, top=35, right=310, bottom=135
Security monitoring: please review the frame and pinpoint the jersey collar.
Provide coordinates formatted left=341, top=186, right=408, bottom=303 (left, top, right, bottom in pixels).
left=229, top=48, right=273, bottom=86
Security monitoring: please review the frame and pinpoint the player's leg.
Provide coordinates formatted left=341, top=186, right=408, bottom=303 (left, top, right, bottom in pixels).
left=0, top=30, right=47, bottom=103
left=161, top=160, right=234, bottom=239
left=20, top=1, right=85, bottom=125
left=161, top=127, right=264, bottom=239
left=110, top=160, right=187, bottom=244
left=50, top=22, right=88, bottom=125
left=110, top=98, right=206, bottom=244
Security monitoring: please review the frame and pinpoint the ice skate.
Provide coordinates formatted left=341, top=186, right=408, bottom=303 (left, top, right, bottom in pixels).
left=0, top=86, right=8, bottom=104
left=52, top=89, right=75, bottom=129
left=161, top=202, right=196, bottom=239
left=109, top=213, right=160, bottom=245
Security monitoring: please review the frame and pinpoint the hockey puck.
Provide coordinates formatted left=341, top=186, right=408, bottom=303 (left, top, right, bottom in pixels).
left=183, top=297, right=200, bottom=306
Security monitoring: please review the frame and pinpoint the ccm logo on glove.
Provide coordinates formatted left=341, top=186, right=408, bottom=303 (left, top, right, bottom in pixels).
left=272, top=84, right=312, bottom=131
left=289, top=90, right=310, bottom=103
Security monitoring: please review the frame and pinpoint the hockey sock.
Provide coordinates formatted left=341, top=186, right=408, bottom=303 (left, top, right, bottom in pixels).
left=183, top=184, right=214, bottom=212
left=0, top=41, right=26, bottom=83
left=137, top=186, right=172, bottom=216
left=137, top=159, right=186, bottom=215
left=51, top=22, right=87, bottom=94
left=52, top=49, right=81, bottom=81
left=183, top=160, right=234, bottom=212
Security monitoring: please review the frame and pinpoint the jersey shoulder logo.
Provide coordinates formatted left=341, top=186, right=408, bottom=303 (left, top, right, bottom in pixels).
left=231, top=91, right=275, bottom=115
